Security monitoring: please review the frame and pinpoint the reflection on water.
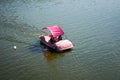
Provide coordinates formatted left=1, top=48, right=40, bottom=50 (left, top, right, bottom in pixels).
left=44, top=49, right=72, bottom=61
left=0, top=0, right=120, bottom=80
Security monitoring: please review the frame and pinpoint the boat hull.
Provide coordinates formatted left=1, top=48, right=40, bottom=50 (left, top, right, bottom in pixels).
left=40, top=36, right=73, bottom=51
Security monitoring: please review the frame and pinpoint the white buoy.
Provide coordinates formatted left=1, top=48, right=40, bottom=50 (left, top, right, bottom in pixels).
left=13, top=46, right=17, bottom=49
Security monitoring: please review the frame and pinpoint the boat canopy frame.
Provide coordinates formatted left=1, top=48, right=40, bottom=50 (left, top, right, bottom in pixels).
left=42, top=25, right=64, bottom=37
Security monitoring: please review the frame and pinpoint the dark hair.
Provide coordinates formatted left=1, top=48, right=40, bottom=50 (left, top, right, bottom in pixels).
left=58, top=35, right=62, bottom=40
left=50, top=37, right=55, bottom=44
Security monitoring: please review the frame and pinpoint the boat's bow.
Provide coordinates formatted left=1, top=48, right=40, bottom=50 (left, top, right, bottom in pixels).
left=55, top=40, right=73, bottom=51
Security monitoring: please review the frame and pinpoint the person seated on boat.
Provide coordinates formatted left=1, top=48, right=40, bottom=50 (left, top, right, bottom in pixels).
left=58, top=35, right=62, bottom=40
left=54, top=35, right=62, bottom=42
left=50, top=37, right=56, bottom=44
left=49, top=35, right=56, bottom=44
left=49, top=35, right=62, bottom=44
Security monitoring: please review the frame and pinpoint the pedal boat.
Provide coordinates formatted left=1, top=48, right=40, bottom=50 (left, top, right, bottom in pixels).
left=40, top=25, right=73, bottom=51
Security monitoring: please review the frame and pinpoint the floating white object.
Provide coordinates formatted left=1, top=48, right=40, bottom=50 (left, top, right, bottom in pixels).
left=13, top=46, right=17, bottom=49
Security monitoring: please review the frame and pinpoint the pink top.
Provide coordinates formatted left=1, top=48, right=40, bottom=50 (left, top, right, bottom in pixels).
left=42, top=25, right=64, bottom=37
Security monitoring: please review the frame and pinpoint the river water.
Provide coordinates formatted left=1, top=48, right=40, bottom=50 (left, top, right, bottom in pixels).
left=0, top=0, right=120, bottom=80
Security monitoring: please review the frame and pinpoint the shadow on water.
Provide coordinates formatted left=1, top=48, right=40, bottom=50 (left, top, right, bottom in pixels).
left=28, top=39, right=47, bottom=53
